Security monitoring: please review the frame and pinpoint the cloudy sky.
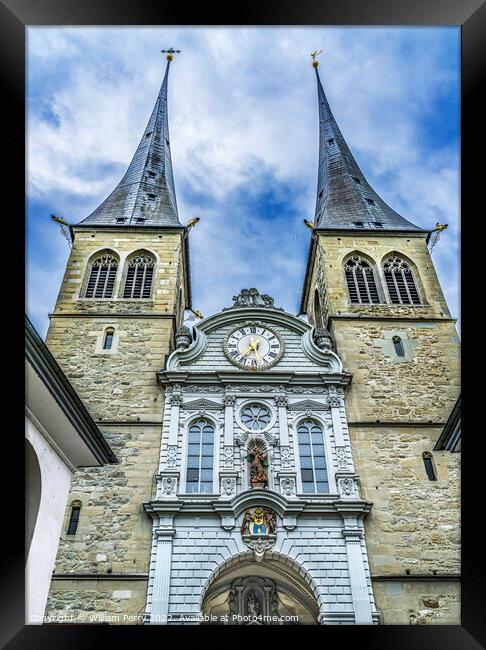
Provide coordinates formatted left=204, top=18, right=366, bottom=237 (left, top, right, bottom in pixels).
left=27, top=27, right=460, bottom=338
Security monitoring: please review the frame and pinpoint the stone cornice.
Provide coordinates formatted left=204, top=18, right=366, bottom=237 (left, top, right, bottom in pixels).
left=143, top=489, right=372, bottom=520
left=157, top=371, right=351, bottom=388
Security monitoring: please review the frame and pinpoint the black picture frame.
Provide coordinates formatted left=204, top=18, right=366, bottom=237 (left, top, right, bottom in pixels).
left=4, top=0, right=482, bottom=647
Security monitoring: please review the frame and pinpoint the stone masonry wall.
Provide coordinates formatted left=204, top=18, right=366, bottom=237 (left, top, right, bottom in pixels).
left=305, top=232, right=461, bottom=624
left=44, top=227, right=185, bottom=622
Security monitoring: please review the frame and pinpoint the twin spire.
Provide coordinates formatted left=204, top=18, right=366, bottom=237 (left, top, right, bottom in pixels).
left=312, top=56, right=421, bottom=232
left=79, top=49, right=421, bottom=233
left=79, top=50, right=181, bottom=228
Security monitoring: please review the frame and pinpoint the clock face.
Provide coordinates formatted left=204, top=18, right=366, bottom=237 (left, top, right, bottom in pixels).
left=224, top=323, right=284, bottom=371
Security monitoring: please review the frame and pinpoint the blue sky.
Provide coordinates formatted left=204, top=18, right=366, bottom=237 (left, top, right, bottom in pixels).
left=27, top=27, right=460, bottom=337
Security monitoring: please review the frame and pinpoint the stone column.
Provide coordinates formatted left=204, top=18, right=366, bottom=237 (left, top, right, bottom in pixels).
left=328, top=393, right=344, bottom=446
left=342, top=528, right=373, bottom=624
left=168, top=390, right=182, bottom=446
left=275, top=395, right=289, bottom=445
left=150, top=527, right=175, bottom=624
left=223, top=394, right=236, bottom=446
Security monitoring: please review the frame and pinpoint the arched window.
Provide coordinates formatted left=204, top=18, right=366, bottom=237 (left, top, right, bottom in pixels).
left=422, top=452, right=437, bottom=481
left=383, top=256, right=421, bottom=305
left=344, top=255, right=380, bottom=304
left=103, top=328, right=115, bottom=350
left=123, top=253, right=155, bottom=299
left=85, top=253, right=118, bottom=298
left=297, top=419, right=329, bottom=493
left=314, top=289, right=323, bottom=327
left=66, top=501, right=82, bottom=535
left=392, top=335, right=405, bottom=357
left=186, top=419, right=214, bottom=493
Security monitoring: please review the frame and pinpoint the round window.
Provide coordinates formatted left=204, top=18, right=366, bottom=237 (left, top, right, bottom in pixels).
left=240, top=404, right=271, bottom=431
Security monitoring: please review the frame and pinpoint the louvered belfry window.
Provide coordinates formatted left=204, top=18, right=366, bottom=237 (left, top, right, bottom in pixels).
left=384, top=256, right=421, bottom=305
left=123, top=254, right=155, bottom=299
left=85, top=254, right=118, bottom=298
left=344, top=255, right=380, bottom=304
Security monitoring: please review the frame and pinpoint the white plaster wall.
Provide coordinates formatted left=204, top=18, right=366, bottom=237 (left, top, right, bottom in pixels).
left=25, top=415, right=73, bottom=624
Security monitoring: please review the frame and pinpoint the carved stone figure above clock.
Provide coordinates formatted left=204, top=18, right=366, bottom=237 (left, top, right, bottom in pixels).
left=223, top=322, right=284, bottom=371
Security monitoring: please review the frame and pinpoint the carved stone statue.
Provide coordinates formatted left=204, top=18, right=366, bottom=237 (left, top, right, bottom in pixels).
left=228, top=589, right=237, bottom=615
left=241, top=509, right=252, bottom=535
left=264, top=508, right=277, bottom=535
left=245, top=440, right=268, bottom=488
left=247, top=592, right=260, bottom=616
left=175, top=325, right=192, bottom=349
left=225, top=288, right=282, bottom=311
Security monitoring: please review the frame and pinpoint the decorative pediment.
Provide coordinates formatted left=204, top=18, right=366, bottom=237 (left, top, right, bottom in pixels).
left=180, top=398, right=223, bottom=411
left=287, top=399, right=328, bottom=411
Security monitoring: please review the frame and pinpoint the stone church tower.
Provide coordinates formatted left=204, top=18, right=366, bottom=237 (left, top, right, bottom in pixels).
left=42, top=53, right=460, bottom=626
left=44, top=53, right=191, bottom=617
left=300, top=59, right=460, bottom=623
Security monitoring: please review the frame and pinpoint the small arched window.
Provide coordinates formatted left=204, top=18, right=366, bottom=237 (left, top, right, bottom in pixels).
left=392, top=335, right=405, bottom=357
left=85, top=253, right=118, bottom=298
left=66, top=501, right=82, bottom=535
left=297, top=419, right=328, bottom=493
left=422, top=452, right=437, bottom=481
left=383, top=256, right=421, bottom=305
left=344, top=256, right=380, bottom=304
left=314, top=289, right=323, bottom=327
left=186, top=419, right=214, bottom=493
left=103, top=328, right=115, bottom=350
left=123, top=253, right=155, bottom=299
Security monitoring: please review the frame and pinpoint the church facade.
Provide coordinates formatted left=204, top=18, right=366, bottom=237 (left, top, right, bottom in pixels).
left=42, top=52, right=460, bottom=625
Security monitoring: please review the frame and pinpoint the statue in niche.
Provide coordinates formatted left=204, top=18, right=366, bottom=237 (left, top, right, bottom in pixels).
left=247, top=592, right=260, bottom=616
left=245, top=439, right=268, bottom=489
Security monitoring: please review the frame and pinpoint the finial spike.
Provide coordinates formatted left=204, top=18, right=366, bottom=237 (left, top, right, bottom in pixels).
left=310, top=49, right=323, bottom=68
left=161, top=47, right=181, bottom=62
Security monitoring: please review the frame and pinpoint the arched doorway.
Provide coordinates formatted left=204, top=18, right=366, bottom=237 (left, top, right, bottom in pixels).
left=201, top=553, right=320, bottom=625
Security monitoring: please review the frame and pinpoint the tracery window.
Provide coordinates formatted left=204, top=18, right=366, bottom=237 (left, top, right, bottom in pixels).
left=344, top=255, right=380, bottom=304
left=383, top=256, right=421, bottom=305
left=186, top=419, right=214, bottom=493
left=297, top=420, right=329, bottom=493
left=122, top=253, right=155, bottom=299
left=84, top=253, right=118, bottom=298
left=240, top=404, right=271, bottom=431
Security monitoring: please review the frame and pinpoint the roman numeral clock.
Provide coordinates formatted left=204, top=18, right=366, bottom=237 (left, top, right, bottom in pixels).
left=223, top=323, right=284, bottom=371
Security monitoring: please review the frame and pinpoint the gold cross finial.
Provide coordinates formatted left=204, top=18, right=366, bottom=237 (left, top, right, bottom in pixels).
left=161, top=47, right=181, bottom=62
left=310, top=50, right=323, bottom=68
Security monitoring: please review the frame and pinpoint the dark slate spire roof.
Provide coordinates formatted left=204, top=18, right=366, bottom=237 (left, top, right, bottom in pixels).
left=78, top=59, right=181, bottom=228
left=313, top=66, right=423, bottom=232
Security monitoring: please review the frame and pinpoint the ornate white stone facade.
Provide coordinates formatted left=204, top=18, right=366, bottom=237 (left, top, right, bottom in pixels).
left=144, top=297, right=378, bottom=624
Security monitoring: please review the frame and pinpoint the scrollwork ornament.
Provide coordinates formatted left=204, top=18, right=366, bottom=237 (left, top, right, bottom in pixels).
left=221, top=476, right=236, bottom=496
left=280, top=477, right=296, bottom=497
left=166, top=446, right=178, bottom=469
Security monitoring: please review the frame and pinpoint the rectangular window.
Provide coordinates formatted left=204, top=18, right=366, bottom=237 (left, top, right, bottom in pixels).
left=66, top=506, right=80, bottom=535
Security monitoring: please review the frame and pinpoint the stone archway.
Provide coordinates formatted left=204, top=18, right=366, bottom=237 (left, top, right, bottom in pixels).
left=201, top=552, right=320, bottom=625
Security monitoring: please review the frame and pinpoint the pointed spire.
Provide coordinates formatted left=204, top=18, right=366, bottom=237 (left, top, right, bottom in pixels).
left=79, top=51, right=181, bottom=228
left=312, top=58, right=422, bottom=232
